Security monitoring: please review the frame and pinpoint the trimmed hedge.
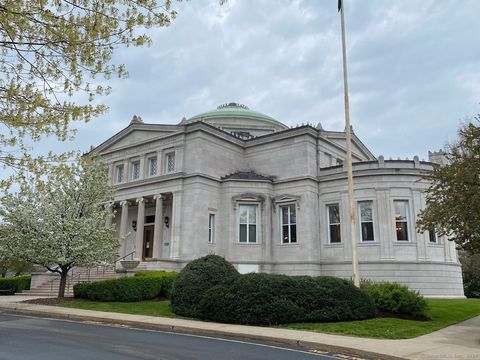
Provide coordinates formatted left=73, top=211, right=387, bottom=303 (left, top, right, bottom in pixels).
left=171, top=255, right=239, bottom=318
left=134, top=271, right=177, bottom=299
left=73, top=271, right=177, bottom=302
left=361, top=281, right=427, bottom=318
left=199, top=273, right=376, bottom=325
left=0, top=275, right=31, bottom=295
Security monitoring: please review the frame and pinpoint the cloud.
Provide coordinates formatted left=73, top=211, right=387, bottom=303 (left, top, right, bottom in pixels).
left=28, top=0, right=480, bottom=161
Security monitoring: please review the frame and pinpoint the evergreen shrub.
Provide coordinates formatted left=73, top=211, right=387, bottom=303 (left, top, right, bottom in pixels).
left=361, top=281, right=428, bottom=318
left=199, top=273, right=376, bottom=325
left=0, top=275, right=31, bottom=295
left=171, top=255, right=239, bottom=317
left=73, top=271, right=177, bottom=301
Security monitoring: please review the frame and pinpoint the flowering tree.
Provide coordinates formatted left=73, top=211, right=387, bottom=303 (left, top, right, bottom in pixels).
left=0, top=0, right=178, bottom=187
left=0, top=156, right=119, bottom=297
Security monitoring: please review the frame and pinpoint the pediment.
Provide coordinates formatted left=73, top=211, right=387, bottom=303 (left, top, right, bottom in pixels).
left=91, top=123, right=181, bottom=155
left=320, top=132, right=376, bottom=161
left=107, top=130, right=169, bottom=151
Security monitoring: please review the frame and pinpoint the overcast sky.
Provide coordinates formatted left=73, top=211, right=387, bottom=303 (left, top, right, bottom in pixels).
left=46, top=0, right=480, bottom=161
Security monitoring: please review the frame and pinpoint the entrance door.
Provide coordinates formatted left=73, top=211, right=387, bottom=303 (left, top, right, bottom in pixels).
left=143, top=225, right=154, bottom=259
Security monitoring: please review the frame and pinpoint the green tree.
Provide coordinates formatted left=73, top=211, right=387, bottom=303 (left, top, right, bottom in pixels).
left=0, top=0, right=178, bottom=187
left=0, top=156, right=119, bottom=297
left=417, top=119, right=480, bottom=255
left=459, top=251, right=480, bottom=298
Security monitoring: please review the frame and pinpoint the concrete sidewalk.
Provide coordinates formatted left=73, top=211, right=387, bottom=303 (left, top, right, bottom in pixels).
left=0, top=295, right=479, bottom=360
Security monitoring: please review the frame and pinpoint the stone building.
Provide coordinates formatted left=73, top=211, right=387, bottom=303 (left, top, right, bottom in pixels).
left=92, top=103, right=464, bottom=297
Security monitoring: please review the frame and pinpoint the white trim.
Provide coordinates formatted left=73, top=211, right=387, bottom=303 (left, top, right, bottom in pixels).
left=237, top=203, right=259, bottom=244
left=357, top=200, right=375, bottom=242
left=208, top=213, right=215, bottom=244
left=165, top=151, right=176, bottom=174
left=327, top=203, right=342, bottom=244
left=115, top=164, right=125, bottom=184
left=393, top=199, right=411, bottom=242
left=147, top=156, right=158, bottom=177
left=279, top=203, right=297, bottom=244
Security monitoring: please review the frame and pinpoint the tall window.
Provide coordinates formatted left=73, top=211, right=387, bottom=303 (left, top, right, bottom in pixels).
left=165, top=152, right=175, bottom=173
left=239, top=204, right=257, bottom=243
left=429, top=227, right=437, bottom=243
left=131, top=161, right=140, bottom=180
left=394, top=200, right=409, bottom=241
left=208, top=214, right=215, bottom=243
left=328, top=204, right=341, bottom=243
left=281, top=204, right=297, bottom=244
left=148, top=157, right=157, bottom=176
left=358, top=200, right=374, bottom=241
left=115, top=164, right=124, bottom=183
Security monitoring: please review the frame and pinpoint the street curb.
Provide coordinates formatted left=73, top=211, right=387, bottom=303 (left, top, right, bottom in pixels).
left=1, top=304, right=404, bottom=360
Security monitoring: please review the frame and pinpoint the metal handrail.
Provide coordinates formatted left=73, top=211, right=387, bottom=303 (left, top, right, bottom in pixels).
left=40, top=252, right=137, bottom=295
left=115, top=251, right=135, bottom=263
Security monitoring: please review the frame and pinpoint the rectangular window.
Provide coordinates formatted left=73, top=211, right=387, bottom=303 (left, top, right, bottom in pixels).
left=208, top=214, right=215, bottom=243
left=131, top=161, right=140, bottom=180
left=394, top=200, right=409, bottom=241
left=327, top=204, right=341, bottom=243
left=148, top=157, right=157, bottom=176
left=281, top=204, right=297, bottom=244
left=115, top=164, right=124, bottom=183
left=238, top=204, right=257, bottom=243
left=358, top=200, right=374, bottom=241
left=429, top=228, right=437, bottom=243
left=165, top=152, right=175, bottom=173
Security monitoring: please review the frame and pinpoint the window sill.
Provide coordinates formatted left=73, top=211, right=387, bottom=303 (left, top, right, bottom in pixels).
left=324, top=243, right=343, bottom=247
left=277, top=243, right=300, bottom=247
left=427, top=243, right=443, bottom=247
left=235, top=242, right=260, bottom=246
left=207, top=243, right=216, bottom=246
left=393, top=242, right=417, bottom=246
left=358, top=242, right=380, bottom=246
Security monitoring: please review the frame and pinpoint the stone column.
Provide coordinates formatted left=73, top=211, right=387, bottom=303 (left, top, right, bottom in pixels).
left=170, top=191, right=182, bottom=259
left=119, top=201, right=130, bottom=256
left=134, top=197, right=145, bottom=260
left=377, top=189, right=394, bottom=260
left=413, top=190, right=427, bottom=261
left=105, top=202, right=113, bottom=228
left=153, top=194, right=164, bottom=259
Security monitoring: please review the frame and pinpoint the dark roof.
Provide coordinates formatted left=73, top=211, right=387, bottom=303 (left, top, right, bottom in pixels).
left=221, top=170, right=276, bottom=181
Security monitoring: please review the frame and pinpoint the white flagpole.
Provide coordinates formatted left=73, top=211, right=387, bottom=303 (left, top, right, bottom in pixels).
left=339, top=0, right=360, bottom=287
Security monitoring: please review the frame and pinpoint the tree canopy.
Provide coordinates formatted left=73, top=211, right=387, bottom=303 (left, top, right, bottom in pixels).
left=417, top=119, right=480, bottom=255
left=0, top=0, right=178, bottom=187
left=0, top=156, right=119, bottom=297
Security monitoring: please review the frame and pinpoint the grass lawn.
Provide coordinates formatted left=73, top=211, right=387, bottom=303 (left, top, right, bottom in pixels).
left=57, top=298, right=480, bottom=339
left=58, top=299, right=178, bottom=318
left=281, top=299, right=480, bottom=339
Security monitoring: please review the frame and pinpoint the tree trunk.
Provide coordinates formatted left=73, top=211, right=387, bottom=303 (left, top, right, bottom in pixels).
left=58, top=271, right=68, bottom=298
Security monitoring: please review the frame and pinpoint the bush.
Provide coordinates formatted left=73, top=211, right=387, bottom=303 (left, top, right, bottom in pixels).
left=134, top=271, right=177, bottom=298
left=361, top=281, right=427, bottom=318
left=171, top=255, right=239, bottom=317
left=73, top=271, right=177, bottom=302
left=0, top=275, right=31, bottom=295
left=199, top=273, right=376, bottom=325
left=464, top=277, right=480, bottom=298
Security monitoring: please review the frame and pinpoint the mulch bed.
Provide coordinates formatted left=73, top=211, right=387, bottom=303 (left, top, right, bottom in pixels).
left=22, top=297, right=77, bottom=305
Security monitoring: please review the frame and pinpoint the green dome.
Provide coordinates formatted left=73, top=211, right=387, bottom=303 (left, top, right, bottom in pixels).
left=183, top=103, right=288, bottom=129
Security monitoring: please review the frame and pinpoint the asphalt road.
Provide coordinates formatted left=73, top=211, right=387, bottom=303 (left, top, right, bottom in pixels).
left=0, top=312, right=351, bottom=360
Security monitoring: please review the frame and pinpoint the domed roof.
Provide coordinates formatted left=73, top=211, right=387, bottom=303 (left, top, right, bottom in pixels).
left=182, top=102, right=288, bottom=130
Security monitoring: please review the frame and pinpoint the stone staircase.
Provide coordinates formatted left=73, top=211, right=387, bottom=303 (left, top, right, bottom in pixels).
left=20, top=265, right=125, bottom=297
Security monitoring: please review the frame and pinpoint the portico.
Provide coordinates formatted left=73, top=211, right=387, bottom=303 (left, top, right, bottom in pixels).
left=115, top=193, right=177, bottom=262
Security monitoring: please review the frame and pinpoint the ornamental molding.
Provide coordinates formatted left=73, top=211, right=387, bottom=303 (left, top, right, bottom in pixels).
left=232, top=193, right=266, bottom=210
left=272, top=194, right=301, bottom=212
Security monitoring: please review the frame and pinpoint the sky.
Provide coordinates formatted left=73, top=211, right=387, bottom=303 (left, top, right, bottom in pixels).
left=42, top=0, right=480, bottom=161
